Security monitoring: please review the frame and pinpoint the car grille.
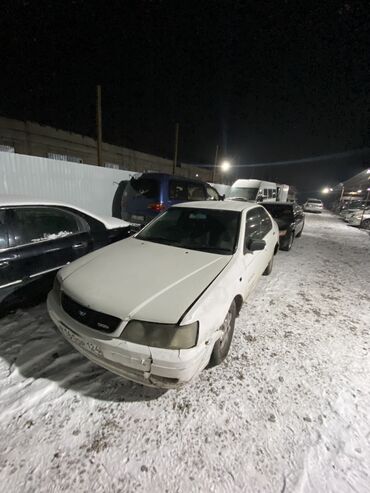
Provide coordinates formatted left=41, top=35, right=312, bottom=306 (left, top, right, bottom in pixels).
left=61, top=293, right=121, bottom=333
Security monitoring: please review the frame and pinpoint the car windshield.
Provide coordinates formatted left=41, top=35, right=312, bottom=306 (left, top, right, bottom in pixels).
left=229, top=187, right=259, bottom=201
left=136, top=207, right=240, bottom=254
left=263, top=204, right=293, bottom=222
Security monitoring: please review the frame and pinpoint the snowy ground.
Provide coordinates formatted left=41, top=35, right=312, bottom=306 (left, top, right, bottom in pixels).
left=0, top=212, right=369, bottom=493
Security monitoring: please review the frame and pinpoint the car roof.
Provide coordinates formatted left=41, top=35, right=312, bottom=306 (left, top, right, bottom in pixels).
left=173, top=199, right=260, bottom=212
left=0, top=195, right=129, bottom=229
left=138, top=172, right=207, bottom=184
left=263, top=201, right=293, bottom=207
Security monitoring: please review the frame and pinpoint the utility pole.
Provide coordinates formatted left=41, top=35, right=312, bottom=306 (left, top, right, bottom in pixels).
left=96, top=85, right=103, bottom=166
left=172, top=122, right=179, bottom=175
left=212, top=144, right=219, bottom=183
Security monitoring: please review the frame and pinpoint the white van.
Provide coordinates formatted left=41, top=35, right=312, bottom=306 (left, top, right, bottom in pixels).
left=229, top=179, right=277, bottom=202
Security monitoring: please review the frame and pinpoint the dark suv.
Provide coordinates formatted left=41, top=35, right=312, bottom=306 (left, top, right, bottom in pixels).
left=121, top=173, right=221, bottom=228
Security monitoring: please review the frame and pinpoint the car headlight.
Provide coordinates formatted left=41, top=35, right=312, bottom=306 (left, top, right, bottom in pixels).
left=53, top=276, right=61, bottom=299
left=120, top=320, right=199, bottom=349
left=279, top=230, right=287, bottom=236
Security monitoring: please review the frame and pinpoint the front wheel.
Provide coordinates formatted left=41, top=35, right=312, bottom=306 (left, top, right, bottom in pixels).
left=209, top=301, right=236, bottom=367
left=280, top=231, right=294, bottom=251
left=361, top=219, right=370, bottom=230
left=296, top=222, right=304, bottom=238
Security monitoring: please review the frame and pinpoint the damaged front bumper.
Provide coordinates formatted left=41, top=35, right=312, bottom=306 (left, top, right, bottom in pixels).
left=47, top=291, right=211, bottom=388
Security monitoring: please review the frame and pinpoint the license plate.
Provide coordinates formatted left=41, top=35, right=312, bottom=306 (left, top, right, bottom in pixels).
left=60, top=324, right=103, bottom=358
left=131, top=214, right=144, bottom=222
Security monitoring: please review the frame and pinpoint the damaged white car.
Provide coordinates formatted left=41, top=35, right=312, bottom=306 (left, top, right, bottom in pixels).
left=47, top=201, right=279, bottom=388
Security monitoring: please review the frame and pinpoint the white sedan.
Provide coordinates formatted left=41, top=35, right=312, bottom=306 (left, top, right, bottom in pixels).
left=47, top=201, right=279, bottom=388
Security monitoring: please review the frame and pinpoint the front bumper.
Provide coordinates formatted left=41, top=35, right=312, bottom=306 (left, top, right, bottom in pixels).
left=347, top=217, right=362, bottom=226
left=47, top=291, right=211, bottom=388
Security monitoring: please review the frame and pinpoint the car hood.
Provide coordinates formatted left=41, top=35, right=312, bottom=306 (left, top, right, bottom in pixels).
left=60, top=238, right=231, bottom=324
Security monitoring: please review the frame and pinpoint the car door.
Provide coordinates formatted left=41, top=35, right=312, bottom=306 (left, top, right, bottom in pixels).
left=0, top=209, right=22, bottom=307
left=257, top=207, right=275, bottom=263
left=8, top=206, right=92, bottom=286
left=241, top=208, right=267, bottom=297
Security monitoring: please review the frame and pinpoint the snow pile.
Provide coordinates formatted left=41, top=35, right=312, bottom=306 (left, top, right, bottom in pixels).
left=0, top=212, right=369, bottom=492
left=31, top=231, right=73, bottom=242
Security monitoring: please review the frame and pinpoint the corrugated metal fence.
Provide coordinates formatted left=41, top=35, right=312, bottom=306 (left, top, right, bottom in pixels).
left=0, top=152, right=136, bottom=217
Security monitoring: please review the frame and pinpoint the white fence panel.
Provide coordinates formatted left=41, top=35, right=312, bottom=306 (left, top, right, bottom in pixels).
left=0, top=152, right=137, bottom=217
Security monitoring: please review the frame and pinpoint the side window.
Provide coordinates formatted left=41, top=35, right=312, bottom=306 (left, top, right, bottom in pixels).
left=187, top=182, right=206, bottom=201
left=244, top=208, right=262, bottom=250
left=0, top=210, right=9, bottom=250
left=169, top=180, right=188, bottom=201
left=263, top=189, right=269, bottom=198
left=206, top=185, right=219, bottom=201
left=258, top=207, right=273, bottom=237
left=11, top=207, right=84, bottom=247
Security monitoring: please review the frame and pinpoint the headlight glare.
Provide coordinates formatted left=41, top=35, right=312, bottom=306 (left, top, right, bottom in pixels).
left=120, top=320, right=199, bottom=349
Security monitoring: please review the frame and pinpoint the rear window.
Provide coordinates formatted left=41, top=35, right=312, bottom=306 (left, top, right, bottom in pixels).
left=263, top=204, right=293, bottom=220
left=126, top=177, right=159, bottom=200
left=307, top=199, right=322, bottom=204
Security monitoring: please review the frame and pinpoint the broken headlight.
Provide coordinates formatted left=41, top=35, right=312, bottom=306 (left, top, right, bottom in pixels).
left=119, top=320, right=199, bottom=349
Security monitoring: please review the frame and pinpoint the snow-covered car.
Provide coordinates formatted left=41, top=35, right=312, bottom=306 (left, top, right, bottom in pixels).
left=47, top=201, right=279, bottom=388
left=0, top=196, right=130, bottom=313
left=303, top=198, right=323, bottom=213
left=347, top=208, right=370, bottom=229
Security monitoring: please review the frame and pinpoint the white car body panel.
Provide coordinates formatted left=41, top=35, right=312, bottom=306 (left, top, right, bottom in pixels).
left=48, top=200, right=279, bottom=388
left=61, top=237, right=231, bottom=323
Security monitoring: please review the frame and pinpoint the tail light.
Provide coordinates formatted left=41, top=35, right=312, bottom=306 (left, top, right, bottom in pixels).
left=148, top=203, right=166, bottom=213
left=279, top=230, right=287, bottom=236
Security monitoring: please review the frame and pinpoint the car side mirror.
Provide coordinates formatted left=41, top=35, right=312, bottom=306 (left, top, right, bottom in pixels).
left=247, top=238, right=266, bottom=251
left=221, top=194, right=225, bottom=201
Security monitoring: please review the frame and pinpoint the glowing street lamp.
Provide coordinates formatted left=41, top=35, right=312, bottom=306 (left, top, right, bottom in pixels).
left=220, top=160, right=231, bottom=172
left=322, top=187, right=333, bottom=194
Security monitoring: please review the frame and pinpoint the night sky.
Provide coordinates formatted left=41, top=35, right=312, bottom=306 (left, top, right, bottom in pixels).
left=1, top=1, right=370, bottom=192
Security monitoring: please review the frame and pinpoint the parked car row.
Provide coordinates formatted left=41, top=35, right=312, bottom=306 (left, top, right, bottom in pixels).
left=338, top=200, right=370, bottom=230
left=1, top=184, right=307, bottom=389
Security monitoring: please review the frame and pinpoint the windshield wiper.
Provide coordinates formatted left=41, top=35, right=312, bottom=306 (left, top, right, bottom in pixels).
left=139, top=236, right=180, bottom=245
left=183, top=245, right=232, bottom=254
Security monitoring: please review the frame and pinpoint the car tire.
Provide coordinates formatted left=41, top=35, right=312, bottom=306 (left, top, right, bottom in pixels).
left=296, top=222, right=304, bottom=238
left=281, top=231, right=294, bottom=251
left=209, top=301, right=236, bottom=367
left=361, top=219, right=370, bottom=230
left=263, top=254, right=274, bottom=275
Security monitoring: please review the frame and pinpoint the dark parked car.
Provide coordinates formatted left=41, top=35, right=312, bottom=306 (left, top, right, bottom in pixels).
left=0, top=196, right=130, bottom=314
left=263, top=202, right=304, bottom=251
left=121, top=173, right=222, bottom=228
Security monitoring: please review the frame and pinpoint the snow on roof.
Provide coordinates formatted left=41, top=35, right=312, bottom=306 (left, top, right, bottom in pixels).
left=174, top=199, right=258, bottom=212
left=0, top=194, right=129, bottom=230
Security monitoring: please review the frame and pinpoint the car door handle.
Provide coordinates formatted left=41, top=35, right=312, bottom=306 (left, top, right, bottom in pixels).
left=0, top=261, right=9, bottom=269
left=72, top=242, right=88, bottom=249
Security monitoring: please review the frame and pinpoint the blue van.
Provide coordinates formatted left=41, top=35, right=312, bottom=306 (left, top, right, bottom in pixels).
left=121, top=173, right=222, bottom=228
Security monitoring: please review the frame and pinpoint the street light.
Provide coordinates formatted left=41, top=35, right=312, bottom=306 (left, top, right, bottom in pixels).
left=322, top=187, right=333, bottom=194
left=220, top=160, right=231, bottom=172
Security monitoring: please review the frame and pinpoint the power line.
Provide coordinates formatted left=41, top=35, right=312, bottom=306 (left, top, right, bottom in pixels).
left=194, top=147, right=370, bottom=169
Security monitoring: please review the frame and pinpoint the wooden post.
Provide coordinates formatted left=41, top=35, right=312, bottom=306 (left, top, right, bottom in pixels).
left=172, top=123, right=179, bottom=175
left=96, top=85, right=103, bottom=166
left=212, top=145, right=219, bottom=183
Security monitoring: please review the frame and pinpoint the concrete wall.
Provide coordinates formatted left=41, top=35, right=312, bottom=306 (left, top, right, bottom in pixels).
left=0, top=116, right=212, bottom=181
